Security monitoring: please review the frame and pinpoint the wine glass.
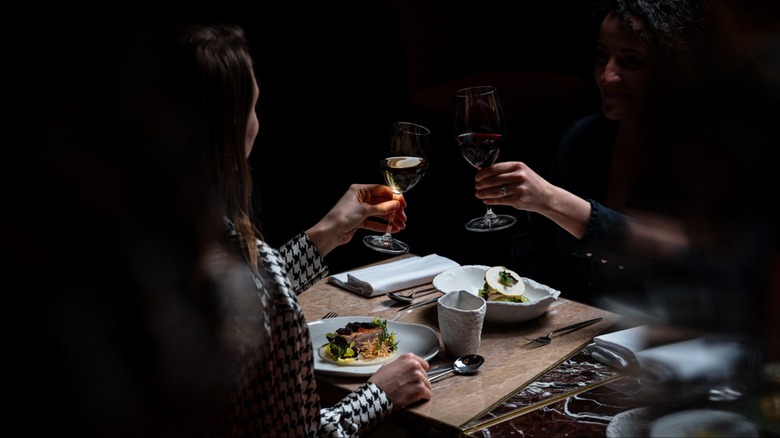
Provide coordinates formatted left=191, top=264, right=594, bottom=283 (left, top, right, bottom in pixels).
left=454, top=85, right=516, bottom=232
left=363, top=121, right=430, bottom=254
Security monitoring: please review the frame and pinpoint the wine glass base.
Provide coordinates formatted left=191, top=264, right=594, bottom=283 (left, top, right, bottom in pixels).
left=465, top=214, right=517, bottom=232
left=363, top=235, right=410, bottom=254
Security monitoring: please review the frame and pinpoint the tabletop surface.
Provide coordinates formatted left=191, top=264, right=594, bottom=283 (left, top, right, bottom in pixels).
left=298, top=255, right=625, bottom=434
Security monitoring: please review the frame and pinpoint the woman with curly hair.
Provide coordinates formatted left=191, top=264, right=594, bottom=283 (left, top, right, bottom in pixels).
left=473, top=0, right=711, bottom=306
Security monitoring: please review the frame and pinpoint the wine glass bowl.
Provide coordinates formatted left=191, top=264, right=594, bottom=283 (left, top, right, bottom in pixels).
left=454, top=86, right=516, bottom=232
left=363, top=122, right=430, bottom=254
left=458, top=132, right=502, bottom=169
left=381, top=156, right=426, bottom=194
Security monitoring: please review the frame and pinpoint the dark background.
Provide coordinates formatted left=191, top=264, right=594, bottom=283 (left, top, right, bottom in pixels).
left=23, top=0, right=601, bottom=274
left=238, top=1, right=600, bottom=273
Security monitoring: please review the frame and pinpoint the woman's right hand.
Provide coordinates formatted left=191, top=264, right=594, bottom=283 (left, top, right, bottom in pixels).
left=475, top=161, right=591, bottom=239
left=474, top=161, right=553, bottom=213
left=368, top=352, right=432, bottom=409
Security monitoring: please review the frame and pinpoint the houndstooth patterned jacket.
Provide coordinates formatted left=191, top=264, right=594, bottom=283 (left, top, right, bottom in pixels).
left=213, top=220, right=393, bottom=437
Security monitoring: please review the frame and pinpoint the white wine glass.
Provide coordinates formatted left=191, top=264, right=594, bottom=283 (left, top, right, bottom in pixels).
left=454, top=85, right=516, bottom=232
left=363, top=121, right=430, bottom=254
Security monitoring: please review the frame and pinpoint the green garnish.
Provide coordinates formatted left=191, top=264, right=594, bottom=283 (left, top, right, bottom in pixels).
left=324, top=319, right=397, bottom=361
left=373, top=318, right=398, bottom=351
left=498, top=270, right=519, bottom=287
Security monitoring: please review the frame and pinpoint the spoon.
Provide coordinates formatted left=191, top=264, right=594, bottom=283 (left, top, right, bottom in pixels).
left=387, top=287, right=438, bottom=304
left=427, top=354, right=485, bottom=382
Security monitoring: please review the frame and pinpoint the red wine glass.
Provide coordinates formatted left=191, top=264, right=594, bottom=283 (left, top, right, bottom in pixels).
left=454, top=86, right=516, bottom=232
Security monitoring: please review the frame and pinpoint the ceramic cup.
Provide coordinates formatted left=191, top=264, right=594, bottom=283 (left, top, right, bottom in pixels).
left=437, top=290, right=487, bottom=358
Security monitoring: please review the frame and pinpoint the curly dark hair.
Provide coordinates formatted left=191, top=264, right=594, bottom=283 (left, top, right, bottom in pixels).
left=572, top=0, right=712, bottom=98
left=576, top=0, right=710, bottom=59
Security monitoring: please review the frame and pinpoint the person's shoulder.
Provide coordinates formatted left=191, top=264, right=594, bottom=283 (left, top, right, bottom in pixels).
left=560, top=113, right=615, bottom=146
left=565, top=113, right=612, bottom=134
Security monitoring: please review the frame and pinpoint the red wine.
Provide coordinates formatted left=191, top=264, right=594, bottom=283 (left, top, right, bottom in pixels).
left=457, top=133, right=502, bottom=169
left=381, top=156, right=428, bottom=193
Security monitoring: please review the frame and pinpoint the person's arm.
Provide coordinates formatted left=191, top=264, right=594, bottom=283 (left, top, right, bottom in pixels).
left=573, top=200, right=690, bottom=266
left=475, top=163, right=689, bottom=266
left=304, top=184, right=406, bottom=258
left=320, top=352, right=432, bottom=436
left=319, top=382, right=393, bottom=436
left=475, top=160, right=592, bottom=239
left=278, top=184, right=406, bottom=293
left=277, top=232, right=328, bottom=292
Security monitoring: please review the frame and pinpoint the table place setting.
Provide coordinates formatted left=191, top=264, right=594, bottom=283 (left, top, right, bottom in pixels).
left=307, top=316, right=440, bottom=377
left=386, top=286, right=440, bottom=304
left=395, top=293, right=444, bottom=312
left=327, top=253, right=459, bottom=297
left=432, top=264, right=561, bottom=324
left=584, top=324, right=751, bottom=384
left=584, top=323, right=764, bottom=436
left=298, top=254, right=624, bottom=431
left=523, top=317, right=603, bottom=347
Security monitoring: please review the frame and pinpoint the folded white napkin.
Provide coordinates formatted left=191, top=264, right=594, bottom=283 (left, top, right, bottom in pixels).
left=327, top=254, right=460, bottom=297
left=635, top=337, right=746, bottom=383
left=588, top=325, right=650, bottom=367
left=585, top=325, right=748, bottom=383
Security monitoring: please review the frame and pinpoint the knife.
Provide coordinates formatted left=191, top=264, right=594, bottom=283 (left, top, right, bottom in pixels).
left=397, top=293, right=442, bottom=311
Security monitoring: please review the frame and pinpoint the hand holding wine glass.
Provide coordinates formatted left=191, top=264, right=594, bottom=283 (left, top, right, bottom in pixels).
left=454, top=85, right=516, bottom=232
left=363, top=121, right=430, bottom=254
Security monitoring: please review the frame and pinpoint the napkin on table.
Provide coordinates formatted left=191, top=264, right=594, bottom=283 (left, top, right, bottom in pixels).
left=585, top=325, right=749, bottom=383
left=328, top=254, right=460, bottom=297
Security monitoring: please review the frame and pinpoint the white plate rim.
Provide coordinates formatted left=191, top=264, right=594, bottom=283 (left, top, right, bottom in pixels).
left=308, top=316, right=440, bottom=377
left=606, top=407, right=653, bottom=438
left=649, top=409, right=759, bottom=437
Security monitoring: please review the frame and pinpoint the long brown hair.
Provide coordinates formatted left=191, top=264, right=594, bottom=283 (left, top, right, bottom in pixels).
left=163, top=24, right=264, bottom=273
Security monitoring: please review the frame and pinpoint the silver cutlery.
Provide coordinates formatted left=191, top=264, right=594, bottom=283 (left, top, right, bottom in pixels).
left=387, top=287, right=439, bottom=304
left=524, top=317, right=603, bottom=346
left=427, top=354, right=484, bottom=382
left=397, top=294, right=442, bottom=312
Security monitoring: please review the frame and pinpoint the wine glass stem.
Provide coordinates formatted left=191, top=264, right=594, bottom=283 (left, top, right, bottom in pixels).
left=380, top=212, right=395, bottom=244
left=484, top=207, right=497, bottom=223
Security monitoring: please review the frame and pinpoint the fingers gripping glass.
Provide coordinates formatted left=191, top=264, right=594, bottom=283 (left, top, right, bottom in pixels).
left=454, top=86, right=516, bottom=232
left=363, top=122, right=430, bottom=254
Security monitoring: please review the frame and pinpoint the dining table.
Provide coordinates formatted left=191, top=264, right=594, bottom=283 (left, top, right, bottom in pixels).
left=299, top=254, right=638, bottom=437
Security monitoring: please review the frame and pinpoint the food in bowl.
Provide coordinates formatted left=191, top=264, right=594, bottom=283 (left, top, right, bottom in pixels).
left=480, top=266, right=528, bottom=303
left=319, top=318, right=399, bottom=366
left=433, top=265, right=562, bottom=324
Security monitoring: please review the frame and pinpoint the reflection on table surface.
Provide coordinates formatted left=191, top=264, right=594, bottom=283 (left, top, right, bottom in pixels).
left=301, top=256, right=776, bottom=437
left=298, top=255, right=625, bottom=435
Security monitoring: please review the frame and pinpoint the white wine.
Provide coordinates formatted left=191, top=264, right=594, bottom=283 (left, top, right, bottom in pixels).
left=381, top=156, right=428, bottom=193
left=364, top=122, right=430, bottom=255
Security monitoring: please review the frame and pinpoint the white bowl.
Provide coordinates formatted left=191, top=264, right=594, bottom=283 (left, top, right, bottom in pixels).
left=432, top=265, right=561, bottom=325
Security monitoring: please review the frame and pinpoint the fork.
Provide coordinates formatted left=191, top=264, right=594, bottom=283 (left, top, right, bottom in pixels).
left=322, top=311, right=339, bottom=319
left=524, top=317, right=603, bottom=347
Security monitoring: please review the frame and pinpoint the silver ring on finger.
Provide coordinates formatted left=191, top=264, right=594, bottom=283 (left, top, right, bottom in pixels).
left=500, top=185, right=508, bottom=197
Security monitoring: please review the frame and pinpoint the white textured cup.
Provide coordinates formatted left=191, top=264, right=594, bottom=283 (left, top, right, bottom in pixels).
left=437, top=290, right=486, bottom=358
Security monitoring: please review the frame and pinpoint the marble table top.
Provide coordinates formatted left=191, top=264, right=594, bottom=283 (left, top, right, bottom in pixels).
left=298, top=256, right=624, bottom=435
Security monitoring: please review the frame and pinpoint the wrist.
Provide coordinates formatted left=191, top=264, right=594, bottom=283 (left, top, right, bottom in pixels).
left=305, top=220, right=338, bottom=258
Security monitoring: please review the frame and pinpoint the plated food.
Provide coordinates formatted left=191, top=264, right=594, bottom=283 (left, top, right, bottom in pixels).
left=319, top=318, right=398, bottom=366
left=433, top=265, right=561, bottom=325
left=480, top=266, right=528, bottom=303
left=308, top=316, right=439, bottom=377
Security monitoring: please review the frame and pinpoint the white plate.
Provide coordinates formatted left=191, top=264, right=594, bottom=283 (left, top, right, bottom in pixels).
left=650, top=409, right=759, bottom=437
left=432, top=265, right=561, bottom=324
left=607, top=407, right=653, bottom=437
left=308, top=316, right=440, bottom=377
